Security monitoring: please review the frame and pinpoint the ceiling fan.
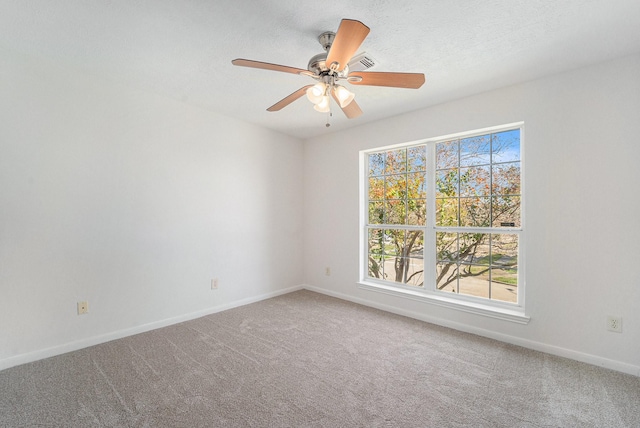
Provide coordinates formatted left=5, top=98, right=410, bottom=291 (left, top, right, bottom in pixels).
left=232, top=19, right=425, bottom=121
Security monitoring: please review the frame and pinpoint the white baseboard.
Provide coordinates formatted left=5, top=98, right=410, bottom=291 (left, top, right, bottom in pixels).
left=4, top=283, right=637, bottom=378
left=0, top=285, right=303, bottom=372
left=302, top=284, right=640, bottom=377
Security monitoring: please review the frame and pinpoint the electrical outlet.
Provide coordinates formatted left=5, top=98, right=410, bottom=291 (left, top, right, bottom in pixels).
left=325, top=267, right=331, bottom=276
left=77, top=301, right=88, bottom=315
left=606, top=316, right=622, bottom=333
left=211, top=278, right=218, bottom=289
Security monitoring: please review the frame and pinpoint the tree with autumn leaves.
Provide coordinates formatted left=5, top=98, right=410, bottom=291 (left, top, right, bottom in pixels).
left=367, top=130, right=520, bottom=300
left=368, top=146, right=426, bottom=286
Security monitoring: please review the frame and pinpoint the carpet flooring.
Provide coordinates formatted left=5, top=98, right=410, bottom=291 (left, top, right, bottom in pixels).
left=1, top=290, right=639, bottom=427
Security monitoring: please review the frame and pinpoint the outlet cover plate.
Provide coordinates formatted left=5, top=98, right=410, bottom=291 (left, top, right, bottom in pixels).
left=77, top=301, right=88, bottom=315
left=606, top=315, right=622, bottom=332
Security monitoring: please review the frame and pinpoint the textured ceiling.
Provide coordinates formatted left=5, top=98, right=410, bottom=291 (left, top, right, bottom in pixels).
left=2, top=0, right=640, bottom=139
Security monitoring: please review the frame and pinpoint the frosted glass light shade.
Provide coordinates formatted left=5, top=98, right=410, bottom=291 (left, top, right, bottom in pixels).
left=306, top=83, right=326, bottom=104
left=334, top=85, right=355, bottom=108
left=313, top=95, right=330, bottom=112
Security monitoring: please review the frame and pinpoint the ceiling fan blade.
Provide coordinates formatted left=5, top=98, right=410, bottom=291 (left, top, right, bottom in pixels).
left=348, top=71, right=426, bottom=89
left=232, top=58, right=313, bottom=76
left=267, top=85, right=314, bottom=111
left=326, top=19, right=370, bottom=72
left=331, top=89, right=363, bottom=119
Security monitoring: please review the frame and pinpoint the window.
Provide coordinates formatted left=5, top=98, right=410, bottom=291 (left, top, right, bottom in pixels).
left=367, top=147, right=426, bottom=286
left=361, top=124, right=525, bottom=318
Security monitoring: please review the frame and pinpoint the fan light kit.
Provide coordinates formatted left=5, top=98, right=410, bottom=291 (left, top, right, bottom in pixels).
left=232, top=19, right=425, bottom=122
left=307, top=82, right=354, bottom=111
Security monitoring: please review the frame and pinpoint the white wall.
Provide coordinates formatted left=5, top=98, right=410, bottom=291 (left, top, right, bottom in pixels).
left=3, top=46, right=639, bottom=377
left=0, top=49, right=304, bottom=369
left=303, top=54, right=640, bottom=375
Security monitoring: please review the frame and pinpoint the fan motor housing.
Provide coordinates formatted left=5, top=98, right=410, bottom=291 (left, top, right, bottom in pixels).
left=307, top=53, right=328, bottom=74
left=308, top=53, right=349, bottom=77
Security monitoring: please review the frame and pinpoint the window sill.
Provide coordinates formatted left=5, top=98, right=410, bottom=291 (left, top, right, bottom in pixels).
left=357, top=281, right=530, bottom=324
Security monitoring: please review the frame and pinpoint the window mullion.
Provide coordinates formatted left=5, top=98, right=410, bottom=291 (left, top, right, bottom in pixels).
left=425, top=143, right=437, bottom=292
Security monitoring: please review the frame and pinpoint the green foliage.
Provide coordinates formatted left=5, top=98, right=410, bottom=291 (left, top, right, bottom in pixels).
left=493, top=276, right=518, bottom=285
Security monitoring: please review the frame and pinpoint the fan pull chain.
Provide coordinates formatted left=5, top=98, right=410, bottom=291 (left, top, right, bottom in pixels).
left=326, top=112, right=332, bottom=128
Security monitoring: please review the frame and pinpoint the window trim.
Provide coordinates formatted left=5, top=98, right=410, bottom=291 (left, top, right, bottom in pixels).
left=359, top=123, right=528, bottom=323
left=357, top=280, right=530, bottom=324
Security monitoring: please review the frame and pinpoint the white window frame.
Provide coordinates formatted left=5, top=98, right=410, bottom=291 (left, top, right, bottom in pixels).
left=358, top=123, right=529, bottom=323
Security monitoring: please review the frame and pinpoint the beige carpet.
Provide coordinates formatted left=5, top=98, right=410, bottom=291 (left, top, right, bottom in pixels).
left=1, top=290, right=638, bottom=427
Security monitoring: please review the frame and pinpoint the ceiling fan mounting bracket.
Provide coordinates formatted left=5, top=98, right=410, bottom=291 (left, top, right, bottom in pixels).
left=317, top=31, right=335, bottom=51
